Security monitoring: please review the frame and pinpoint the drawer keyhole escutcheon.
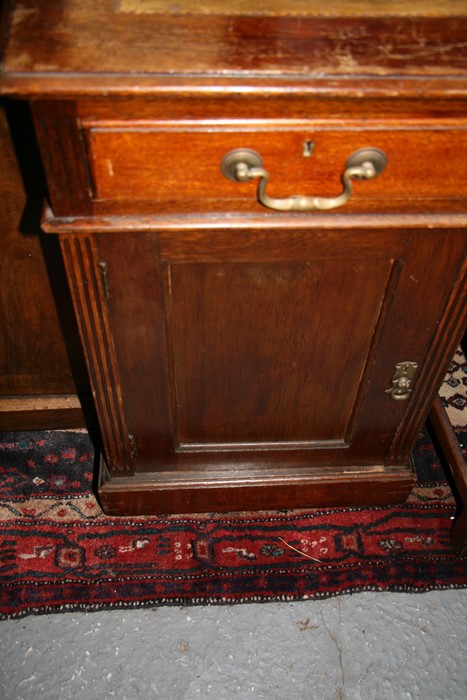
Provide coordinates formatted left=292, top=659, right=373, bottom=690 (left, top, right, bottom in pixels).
left=385, top=362, right=419, bottom=401
left=221, top=146, right=387, bottom=212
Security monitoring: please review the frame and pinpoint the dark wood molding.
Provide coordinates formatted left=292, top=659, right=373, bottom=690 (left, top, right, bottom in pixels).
left=98, top=459, right=415, bottom=517
left=60, top=234, right=135, bottom=474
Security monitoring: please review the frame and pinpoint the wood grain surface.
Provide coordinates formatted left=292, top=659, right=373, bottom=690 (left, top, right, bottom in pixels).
left=118, top=0, right=467, bottom=16
left=1, top=0, right=467, bottom=97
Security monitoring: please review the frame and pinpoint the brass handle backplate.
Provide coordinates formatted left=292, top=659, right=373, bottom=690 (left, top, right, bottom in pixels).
left=385, top=362, right=418, bottom=401
left=221, top=147, right=387, bottom=212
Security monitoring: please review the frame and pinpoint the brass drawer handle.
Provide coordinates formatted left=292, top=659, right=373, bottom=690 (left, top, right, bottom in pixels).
left=221, top=147, right=387, bottom=212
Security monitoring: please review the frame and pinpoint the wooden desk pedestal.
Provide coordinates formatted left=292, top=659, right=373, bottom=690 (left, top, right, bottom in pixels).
left=1, top=2, right=466, bottom=515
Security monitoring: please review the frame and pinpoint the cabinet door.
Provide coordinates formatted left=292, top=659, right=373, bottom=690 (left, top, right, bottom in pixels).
left=83, top=225, right=464, bottom=465
left=61, top=225, right=466, bottom=512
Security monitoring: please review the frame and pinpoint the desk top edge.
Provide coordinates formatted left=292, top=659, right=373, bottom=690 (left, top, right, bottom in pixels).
left=1, top=3, right=467, bottom=97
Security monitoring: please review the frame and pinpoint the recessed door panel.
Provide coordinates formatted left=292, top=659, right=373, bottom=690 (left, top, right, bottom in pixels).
left=166, top=258, right=393, bottom=450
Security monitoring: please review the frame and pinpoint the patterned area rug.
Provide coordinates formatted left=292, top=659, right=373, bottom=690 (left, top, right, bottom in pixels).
left=1, top=350, right=466, bottom=618
left=439, top=346, right=467, bottom=426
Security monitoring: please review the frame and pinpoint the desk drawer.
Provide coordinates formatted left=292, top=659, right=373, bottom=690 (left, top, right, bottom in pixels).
left=83, top=121, right=467, bottom=215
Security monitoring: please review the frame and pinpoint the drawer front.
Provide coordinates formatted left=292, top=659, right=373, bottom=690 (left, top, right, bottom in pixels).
left=83, top=122, right=467, bottom=214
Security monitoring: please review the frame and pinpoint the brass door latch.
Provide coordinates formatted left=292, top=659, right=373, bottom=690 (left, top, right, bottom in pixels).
left=386, top=362, right=418, bottom=401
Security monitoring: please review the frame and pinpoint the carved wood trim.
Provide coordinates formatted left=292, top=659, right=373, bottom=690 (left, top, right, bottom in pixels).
left=60, top=234, right=135, bottom=474
left=389, top=255, right=467, bottom=463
